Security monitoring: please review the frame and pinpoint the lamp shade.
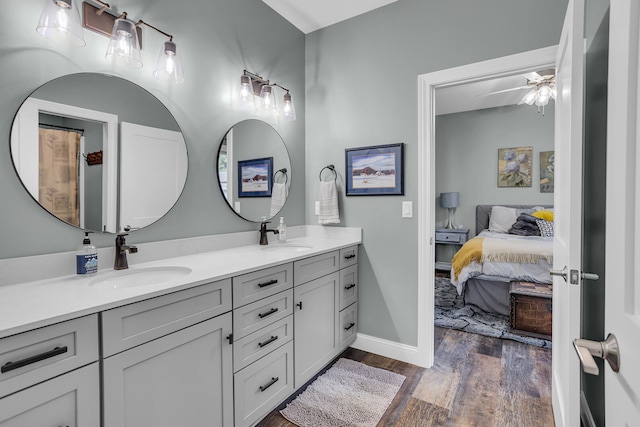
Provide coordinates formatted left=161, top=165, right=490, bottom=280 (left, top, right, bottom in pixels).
left=36, top=0, right=85, bottom=47
left=440, top=192, right=459, bottom=208
left=258, top=85, right=278, bottom=116
left=153, top=40, right=184, bottom=83
left=105, top=17, right=142, bottom=68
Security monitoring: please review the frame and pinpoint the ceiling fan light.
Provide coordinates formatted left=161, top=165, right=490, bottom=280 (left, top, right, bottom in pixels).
left=521, top=88, right=538, bottom=105
left=536, top=93, right=550, bottom=107
left=538, top=84, right=552, bottom=97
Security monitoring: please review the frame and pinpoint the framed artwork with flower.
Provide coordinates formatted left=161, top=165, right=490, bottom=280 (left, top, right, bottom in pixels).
left=540, top=151, right=555, bottom=192
left=498, top=146, right=533, bottom=187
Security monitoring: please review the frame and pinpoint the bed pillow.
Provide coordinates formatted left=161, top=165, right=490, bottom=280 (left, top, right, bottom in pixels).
left=536, top=219, right=554, bottom=237
left=532, top=209, right=554, bottom=222
left=488, top=206, right=518, bottom=233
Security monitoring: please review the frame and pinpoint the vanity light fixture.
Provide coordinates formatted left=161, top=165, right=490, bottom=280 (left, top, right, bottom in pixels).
left=104, top=12, right=142, bottom=68
left=235, top=70, right=296, bottom=121
left=36, top=0, right=86, bottom=46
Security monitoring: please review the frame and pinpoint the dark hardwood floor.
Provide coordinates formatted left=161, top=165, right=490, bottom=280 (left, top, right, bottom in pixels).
left=257, top=327, right=554, bottom=427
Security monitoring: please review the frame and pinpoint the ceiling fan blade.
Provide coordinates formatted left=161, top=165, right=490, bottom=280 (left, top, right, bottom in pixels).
left=523, top=71, right=543, bottom=81
left=476, top=85, right=531, bottom=97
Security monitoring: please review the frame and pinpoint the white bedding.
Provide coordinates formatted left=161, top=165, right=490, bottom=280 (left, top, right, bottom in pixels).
left=451, top=230, right=553, bottom=295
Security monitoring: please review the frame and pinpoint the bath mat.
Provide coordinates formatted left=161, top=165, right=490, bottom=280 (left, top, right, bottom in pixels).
left=280, top=358, right=405, bottom=427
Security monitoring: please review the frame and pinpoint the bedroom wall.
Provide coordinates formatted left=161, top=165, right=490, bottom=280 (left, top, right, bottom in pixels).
left=305, top=0, right=568, bottom=346
left=435, top=104, right=555, bottom=238
left=0, top=0, right=305, bottom=259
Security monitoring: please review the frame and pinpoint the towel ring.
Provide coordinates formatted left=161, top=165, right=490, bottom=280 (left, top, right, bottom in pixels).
left=319, top=164, right=337, bottom=182
left=273, top=168, right=288, bottom=184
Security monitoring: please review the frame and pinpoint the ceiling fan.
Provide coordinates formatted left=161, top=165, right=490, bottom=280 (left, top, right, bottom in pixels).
left=480, top=69, right=557, bottom=109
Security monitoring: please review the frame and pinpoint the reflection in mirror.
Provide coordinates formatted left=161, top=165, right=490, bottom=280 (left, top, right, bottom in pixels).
left=10, top=73, right=188, bottom=233
left=217, top=120, right=291, bottom=222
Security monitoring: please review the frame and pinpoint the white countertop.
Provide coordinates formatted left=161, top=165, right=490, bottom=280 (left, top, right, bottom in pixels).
left=0, top=228, right=361, bottom=339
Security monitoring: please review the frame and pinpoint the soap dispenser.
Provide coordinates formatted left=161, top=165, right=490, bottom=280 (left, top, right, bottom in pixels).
left=277, top=217, right=287, bottom=243
left=76, top=231, right=98, bottom=275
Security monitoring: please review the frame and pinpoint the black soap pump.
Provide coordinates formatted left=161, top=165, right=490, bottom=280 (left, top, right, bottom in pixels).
left=76, top=231, right=98, bottom=275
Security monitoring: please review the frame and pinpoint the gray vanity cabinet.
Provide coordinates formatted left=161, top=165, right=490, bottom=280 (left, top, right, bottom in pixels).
left=101, top=279, right=233, bottom=427
left=0, top=314, right=100, bottom=426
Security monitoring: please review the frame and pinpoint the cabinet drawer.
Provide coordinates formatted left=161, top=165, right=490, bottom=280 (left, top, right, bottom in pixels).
left=435, top=232, right=466, bottom=244
left=0, top=314, right=98, bottom=399
left=0, top=362, right=100, bottom=427
left=339, top=264, right=358, bottom=311
left=233, top=289, right=293, bottom=340
left=234, top=341, right=294, bottom=427
left=339, top=303, right=358, bottom=350
left=233, top=263, right=293, bottom=308
left=233, top=316, right=293, bottom=373
left=339, top=246, right=358, bottom=269
left=102, top=279, right=232, bottom=357
left=294, top=251, right=339, bottom=286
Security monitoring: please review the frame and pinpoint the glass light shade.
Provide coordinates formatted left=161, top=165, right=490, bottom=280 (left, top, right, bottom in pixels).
left=235, top=74, right=255, bottom=108
left=36, top=0, right=85, bottom=47
left=282, top=92, right=296, bottom=121
left=153, top=41, right=184, bottom=83
left=105, top=18, right=142, bottom=68
left=259, top=85, right=278, bottom=116
left=536, top=92, right=550, bottom=106
left=521, top=88, right=538, bottom=105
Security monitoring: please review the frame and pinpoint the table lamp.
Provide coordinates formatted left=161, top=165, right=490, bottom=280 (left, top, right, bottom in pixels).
left=440, top=192, right=459, bottom=229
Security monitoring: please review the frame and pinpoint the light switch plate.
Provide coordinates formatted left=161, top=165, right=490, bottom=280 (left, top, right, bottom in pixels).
left=315, top=201, right=320, bottom=215
left=234, top=202, right=241, bottom=213
left=402, top=201, right=413, bottom=218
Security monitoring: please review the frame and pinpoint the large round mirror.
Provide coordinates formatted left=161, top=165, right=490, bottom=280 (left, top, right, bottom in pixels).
left=10, top=73, right=188, bottom=233
left=217, top=119, right=291, bottom=222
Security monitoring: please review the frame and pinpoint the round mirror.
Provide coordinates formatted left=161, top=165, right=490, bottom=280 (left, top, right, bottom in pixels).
left=217, top=119, right=291, bottom=222
left=10, top=73, right=188, bottom=233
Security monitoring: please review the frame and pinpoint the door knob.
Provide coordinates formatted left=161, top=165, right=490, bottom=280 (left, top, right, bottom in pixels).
left=573, top=334, right=620, bottom=375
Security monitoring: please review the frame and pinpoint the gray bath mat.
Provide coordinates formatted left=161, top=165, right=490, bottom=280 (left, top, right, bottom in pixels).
left=280, top=358, right=405, bottom=427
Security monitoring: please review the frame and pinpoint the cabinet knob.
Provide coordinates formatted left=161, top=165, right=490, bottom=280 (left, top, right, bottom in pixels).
left=296, top=301, right=303, bottom=310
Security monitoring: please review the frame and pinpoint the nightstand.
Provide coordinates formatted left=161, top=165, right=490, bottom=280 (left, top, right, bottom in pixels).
left=434, top=227, right=469, bottom=271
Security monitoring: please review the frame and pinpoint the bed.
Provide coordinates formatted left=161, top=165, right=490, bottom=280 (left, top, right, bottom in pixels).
left=449, top=204, right=554, bottom=316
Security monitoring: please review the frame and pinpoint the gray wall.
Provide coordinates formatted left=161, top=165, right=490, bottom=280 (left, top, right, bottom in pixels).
left=435, top=105, right=555, bottom=237
left=1, top=0, right=305, bottom=258
left=305, top=0, right=568, bottom=346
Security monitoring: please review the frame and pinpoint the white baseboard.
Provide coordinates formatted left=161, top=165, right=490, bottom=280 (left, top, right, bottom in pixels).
left=351, top=333, right=427, bottom=367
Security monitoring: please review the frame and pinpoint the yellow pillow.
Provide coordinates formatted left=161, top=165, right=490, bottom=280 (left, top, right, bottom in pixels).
left=532, top=209, right=554, bottom=222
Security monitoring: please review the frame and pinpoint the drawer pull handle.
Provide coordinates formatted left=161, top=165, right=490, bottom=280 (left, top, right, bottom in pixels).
left=259, top=377, right=279, bottom=392
left=344, top=284, right=356, bottom=290
left=258, top=308, right=279, bottom=318
left=1, top=346, right=68, bottom=374
left=296, top=301, right=303, bottom=310
left=344, top=254, right=356, bottom=260
left=258, top=335, right=279, bottom=348
left=258, top=279, right=278, bottom=288
left=344, top=322, right=356, bottom=331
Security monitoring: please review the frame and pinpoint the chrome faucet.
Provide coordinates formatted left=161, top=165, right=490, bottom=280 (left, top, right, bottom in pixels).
left=114, top=233, right=138, bottom=270
left=259, top=221, right=279, bottom=245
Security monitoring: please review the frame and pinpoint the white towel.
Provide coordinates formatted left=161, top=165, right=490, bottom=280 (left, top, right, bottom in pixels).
left=270, top=182, right=288, bottom=217
left=318, top=181, right=340, bottom=224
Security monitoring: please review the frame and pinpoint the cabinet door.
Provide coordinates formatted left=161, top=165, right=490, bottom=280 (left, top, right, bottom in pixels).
left=294, top=272, right=339, bottom=388
left=103, top=313, right=233, bottom=427
left=0, top=363, right=99, bottom=427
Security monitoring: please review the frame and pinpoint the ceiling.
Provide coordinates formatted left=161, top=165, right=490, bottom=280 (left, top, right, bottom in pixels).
left=261, top=0, right=550, bottom=115
left=262, top=0, right=399, bottom=34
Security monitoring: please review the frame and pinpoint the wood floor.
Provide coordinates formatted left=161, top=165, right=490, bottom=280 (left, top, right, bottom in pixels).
left=257, top=327, right=554, bottom=427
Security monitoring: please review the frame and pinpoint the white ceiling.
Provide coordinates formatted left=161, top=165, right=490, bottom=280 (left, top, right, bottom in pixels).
left=262, top=0, right=399, bottom=34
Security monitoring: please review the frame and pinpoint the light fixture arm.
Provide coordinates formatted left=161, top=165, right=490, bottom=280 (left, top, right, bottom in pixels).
left=92, top=0, right=111, bottom=15
left=135, top=19, right=173, bottom=41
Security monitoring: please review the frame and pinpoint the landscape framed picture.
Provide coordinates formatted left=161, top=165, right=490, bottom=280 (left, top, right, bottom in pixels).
left=237, top=157, right=273, bottom=197
left=345, top=143, right=404, bottom=196
left=497, top=146, right=533, bottom=187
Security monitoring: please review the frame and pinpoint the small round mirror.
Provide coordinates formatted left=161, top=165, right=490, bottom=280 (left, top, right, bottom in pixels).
left=216, top=119, right=291, bottom=222
left=10, top=73, right=188, bottom=233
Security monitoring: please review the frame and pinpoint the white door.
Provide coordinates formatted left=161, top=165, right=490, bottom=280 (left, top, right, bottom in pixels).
left=603, top=0, right=640, bottom=422
left=119, top=122, right=187, bottom=232
left=552, top=0, right=584, bottom=425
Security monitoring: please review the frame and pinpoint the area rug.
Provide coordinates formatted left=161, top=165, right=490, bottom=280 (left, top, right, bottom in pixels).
left=280, top=358, right=405, bottom=427
left=435, top=277, right=552, bottom=349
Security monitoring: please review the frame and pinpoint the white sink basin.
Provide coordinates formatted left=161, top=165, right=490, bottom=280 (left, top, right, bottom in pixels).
left=89, top=266, right=192, bottom=289
left=261, top=244, right=312, bottom=253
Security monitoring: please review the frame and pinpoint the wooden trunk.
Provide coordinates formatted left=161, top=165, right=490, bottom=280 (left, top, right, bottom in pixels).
left=509, top=282, right=552, bottom=339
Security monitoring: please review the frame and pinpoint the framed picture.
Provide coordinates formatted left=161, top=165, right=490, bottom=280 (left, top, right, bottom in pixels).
left=237, top=157, right=273, bottom=197
left=540, top=151, right=555, bottom=193
left=498, top=146, right=533, bottom=187
left=345, top=143, right=404, bottom=196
